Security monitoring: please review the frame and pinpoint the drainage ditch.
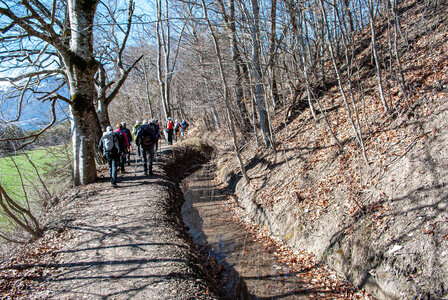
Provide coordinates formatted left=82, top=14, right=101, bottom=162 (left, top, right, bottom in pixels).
left=181, top=162, right=310, bottom=299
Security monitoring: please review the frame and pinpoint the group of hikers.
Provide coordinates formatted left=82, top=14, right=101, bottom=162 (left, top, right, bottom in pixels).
left=98, top=118, right=189, bottom=187
left=164, top=118, right=190, bottom=145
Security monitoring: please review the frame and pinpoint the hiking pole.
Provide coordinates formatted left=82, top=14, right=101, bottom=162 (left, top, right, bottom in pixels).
left=134, top=151, right=139, bottom=176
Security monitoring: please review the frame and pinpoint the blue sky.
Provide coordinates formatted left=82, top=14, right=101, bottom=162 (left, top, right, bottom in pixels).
left=0, top=0, right=155, bottom=129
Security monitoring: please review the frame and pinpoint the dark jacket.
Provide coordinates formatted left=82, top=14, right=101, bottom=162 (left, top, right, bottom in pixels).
left=135, top=124, right=157, bottom=149
left=124, top=128, right=132, bottom=145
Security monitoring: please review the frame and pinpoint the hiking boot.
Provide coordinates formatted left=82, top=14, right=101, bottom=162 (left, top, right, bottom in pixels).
left=111, top=182, right=118, bottom=188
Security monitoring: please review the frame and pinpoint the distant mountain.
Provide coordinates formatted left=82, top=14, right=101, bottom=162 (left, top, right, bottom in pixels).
left=0, top=79, right=69, bottom=131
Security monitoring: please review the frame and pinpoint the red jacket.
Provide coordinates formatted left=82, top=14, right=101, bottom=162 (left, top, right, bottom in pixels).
left=166, top=120, right=174, bottom=130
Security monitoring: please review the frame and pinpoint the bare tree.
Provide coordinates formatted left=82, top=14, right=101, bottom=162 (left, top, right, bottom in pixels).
left=318, top=0, right=367, bottom=161
left=0, top=0, right=141, bottom=185
left=201, top=0, right=250, bottom=184
left=94, top=0, right=143, bottom=131
left=0, top=185, right=42, bottom=242
left=368, top=0, right=391, bottom=114
left=249, top=0, right=271, bottom=148
left=216, top=0, right=251, bottom=135
left=268, top=0, right=280, bottom=108
left=155, top=0, right=191, bottom=120
left=0, top=0, right=101, bottom=185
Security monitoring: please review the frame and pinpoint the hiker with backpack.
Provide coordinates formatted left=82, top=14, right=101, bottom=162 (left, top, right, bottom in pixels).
left=155, top=119, right=161, bottom=151
left=174, top=120, right=180, bottom=142
left=165, top=117, right=174, bottom=145
left=133, top=120, right=141, bottom=156
left=135, top=120, right=157, bottom=176
left=98, top=126, right=121, bottom=187
left=149, top=119, right=160, bottom=155
left=114, top=123, right=129, bottom=173
left=180, top=120, right=189, bottom=140
left=121, top=122, right=132, bottom=165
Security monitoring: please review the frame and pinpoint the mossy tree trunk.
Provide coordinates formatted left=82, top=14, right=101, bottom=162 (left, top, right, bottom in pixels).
left=65, top=0, right=102, bottom=185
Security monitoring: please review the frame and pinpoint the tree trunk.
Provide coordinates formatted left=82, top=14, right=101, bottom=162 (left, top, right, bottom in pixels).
left=342, top=0, right=354, bottom=39
left=230, top=0, right=251, bottom=132
left=163, top=0, right=172, bottom=118
left=156, top=0, right=170, bottom=119
left=269, top=0, right=280, bottom=107
left=69, top=98, right=101, bottom=186
left=66, top=0, right=102, bottom=186
left=95, top=65, right=110, bottom=132
left=143, top=60, right=154, bottom=119
left=216, top=0, right=251, bottom=135
left=368, top=0, right=391, bottom=114
left=96, top=98, right=110, bottom=132
left=250, top=0, right=271, bottom=148
left=390, top=0, right=409, bottom=101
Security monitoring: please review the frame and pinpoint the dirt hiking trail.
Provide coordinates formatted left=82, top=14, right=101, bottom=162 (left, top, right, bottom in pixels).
left=21, top=149, right=221, bottom=299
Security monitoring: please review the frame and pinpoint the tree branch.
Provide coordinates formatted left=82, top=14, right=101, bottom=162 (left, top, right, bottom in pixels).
left=117, top=0, right=135, bottom=71
left=0, top=99, right=58, bottom=148
left=105, top=55, right=143, bottom=106
left=6, top=69, right=65, bottom=83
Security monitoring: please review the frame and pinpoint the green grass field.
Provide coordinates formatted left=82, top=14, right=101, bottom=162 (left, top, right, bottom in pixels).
left=0, top=145, right=72, bottom=232
left=0, top=146, right=72, bottom=201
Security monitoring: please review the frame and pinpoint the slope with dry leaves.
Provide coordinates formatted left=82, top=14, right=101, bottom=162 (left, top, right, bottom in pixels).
left=204, top=1, right=448, bottom=298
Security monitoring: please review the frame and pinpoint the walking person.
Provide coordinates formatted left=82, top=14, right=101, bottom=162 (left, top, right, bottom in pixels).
left=180, top=120, right=189, bottom=140
left=114, top=123, right=129, bottom=173
left=154, top=119, right=161, bottom=153
left=149, top=119, right=160, bottom=155
left=136, top=120, right=157, bottom=176
left=174, top=119, right=180, bottom=142
left=98, top=126, right=121, bottom=187
left=121, top=122, right=132, bottom=165
left=133, top=120, right=141, bottom=156
left=165, top=117, right=174, bottom=145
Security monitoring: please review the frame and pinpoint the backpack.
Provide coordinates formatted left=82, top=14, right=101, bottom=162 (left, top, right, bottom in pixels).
left=103, top=132, right=118, bottom=153
left=150, top=122, right=161, bottom=139
left=149, top=122, right=158, bottom=133
left=140, top=125, right=156, bottom=148
left=114, top=130, right=126, bottom=153
left=166, top=120, right=174, bottom=130
left=124, top=128, right=132, bottom=143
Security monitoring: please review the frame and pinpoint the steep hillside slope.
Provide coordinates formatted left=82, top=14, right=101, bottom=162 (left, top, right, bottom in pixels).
left=204, top=1, right=448, bottom=298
